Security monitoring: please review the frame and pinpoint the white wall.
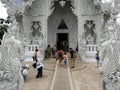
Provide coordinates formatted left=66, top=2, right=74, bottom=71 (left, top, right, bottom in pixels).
left=48, top=2, right=78, bottom=49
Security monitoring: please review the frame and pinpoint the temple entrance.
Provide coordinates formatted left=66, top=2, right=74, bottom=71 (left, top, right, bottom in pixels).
left=57, top=33, right=69, bottom=51
left=48, top=1, right=78, bottom=50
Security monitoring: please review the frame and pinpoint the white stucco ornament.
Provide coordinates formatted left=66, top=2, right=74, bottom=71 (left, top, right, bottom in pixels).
left=100, top=15, right=120, bottom=90
left=0, top=21, right=24, bottom=90
left=59, top=0, right=66, bottom=8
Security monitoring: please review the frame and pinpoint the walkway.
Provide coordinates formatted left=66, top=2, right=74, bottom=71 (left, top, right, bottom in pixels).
left=23, top=59, right=56, bottom=90
left=71, top=62, right=102, bottom=90
left=23, top=58, right=102, bottom=90
left=50, top=60, right=72, bottom=90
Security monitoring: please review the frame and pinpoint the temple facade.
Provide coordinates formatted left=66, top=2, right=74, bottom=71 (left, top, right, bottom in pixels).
left=1, top=0, right=120, bottom=90
left=19, top=0, right=103, bottom=61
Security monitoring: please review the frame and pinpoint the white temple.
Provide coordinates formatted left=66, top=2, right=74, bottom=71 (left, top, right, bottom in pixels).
left=1, top=0, right=120, bottom=90
left=3, top=0, right=104, bottom=61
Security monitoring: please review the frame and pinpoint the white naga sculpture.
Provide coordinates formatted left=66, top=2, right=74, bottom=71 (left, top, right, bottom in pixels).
left=0, top=22, right=24, bottom=90
left=100, top=18, right=120, bottom=90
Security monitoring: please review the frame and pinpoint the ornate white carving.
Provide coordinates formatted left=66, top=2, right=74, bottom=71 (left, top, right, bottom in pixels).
left=59, top=0, right=66, bottom=8
left=99, top=15, right=120, bottom=90
left=0, top=21, right=24, bottom=90
left=86, top=33, right=94, bottom=44
left=22, top=0, right=35, bottom=10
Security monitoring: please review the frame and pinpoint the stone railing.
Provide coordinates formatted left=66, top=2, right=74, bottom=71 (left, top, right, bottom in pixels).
left=25, top=45, right=39, bottom=57
left=24, top=44, right=44, bottom=61
left=85, top=45, right=98, bottom=56
left=27, top=45, right=38, bottom=52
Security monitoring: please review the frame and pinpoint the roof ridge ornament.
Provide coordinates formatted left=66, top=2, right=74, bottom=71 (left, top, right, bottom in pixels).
left=59, top=0, right=66, bottom=8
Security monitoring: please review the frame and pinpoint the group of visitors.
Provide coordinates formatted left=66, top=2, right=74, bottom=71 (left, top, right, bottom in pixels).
left=56, top=48, right=77, bottom=68
left=56, top=49, right=67, bottom=67
left=21, top=44, right=78, bottom=81
left=26, top=48, right=44, bottom=79
left=45, top=45, right=57, bottom=59
left=44, top=44, right=77, bottom=68
left=21, top=48, right=44, bottom=81
left=21, top=43, right=101, bottom=82
left=32, top=48, right=44, bottom=78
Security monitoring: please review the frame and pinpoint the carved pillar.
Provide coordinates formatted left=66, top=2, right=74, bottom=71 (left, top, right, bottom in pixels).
left=78, top=15, right=86, bottom=60
left=96, top=14, right=103, bottom=44
left=37, top=0, right=55, bottom=61
left=15, top=15, right=25, bottom=41
left=37, top=16, right=47, bottom=61
left=70, top=0, right=86, bottom=60
left=45, top=0, right=55, bottom=45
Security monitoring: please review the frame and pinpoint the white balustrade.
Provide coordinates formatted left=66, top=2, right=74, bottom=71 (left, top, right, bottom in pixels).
left=25, top=45, right=39, bottom=57
left=85, top=45, right=98, bottom=57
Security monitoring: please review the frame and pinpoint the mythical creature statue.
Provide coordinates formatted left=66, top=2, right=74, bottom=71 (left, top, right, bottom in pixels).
left=99, top=18, right=120, bottom=90
left=0, top=21, right=24, bottom=90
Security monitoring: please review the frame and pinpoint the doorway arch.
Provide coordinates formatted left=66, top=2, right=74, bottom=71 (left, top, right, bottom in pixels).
left=48, top=0, right=78, bottom=51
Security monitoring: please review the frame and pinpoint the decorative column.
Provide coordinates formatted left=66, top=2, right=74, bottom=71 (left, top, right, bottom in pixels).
left=77, top=15, right=86, bottom=61
left=96, top=14, right=103, bottom=45
left=71, top=0, right=86, bottom=61
left=38, top=0, right=55, bottom=61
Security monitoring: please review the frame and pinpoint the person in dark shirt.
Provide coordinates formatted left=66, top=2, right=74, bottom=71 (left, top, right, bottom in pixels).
left=69, top=48, right=76, bottom=68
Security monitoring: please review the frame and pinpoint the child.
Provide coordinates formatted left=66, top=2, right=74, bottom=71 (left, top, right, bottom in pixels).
left=95, top=50, right=100, bottom=67
left=63, top=52, right=67, bottom=68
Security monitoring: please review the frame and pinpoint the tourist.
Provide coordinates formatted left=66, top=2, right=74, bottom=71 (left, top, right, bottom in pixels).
left=69, top=48, right=76, bottom=68
left=52, top=45, right=57, bottom=58
left=36, top=62, right=44, bottom=78
left=21, top=64, right=29, bottom=82
left=56, top=50, right=64, bottom=66
left=63, top=52, right=67, bottom=68
left=33, top=48, right=39, bottom=62
left=32, top=48, right=39, bottom=68
left=45, top=45, right=52, bottom=59
left=63, top=40, right=68, bottom=52
left=95, top=50, right=100, bottom=67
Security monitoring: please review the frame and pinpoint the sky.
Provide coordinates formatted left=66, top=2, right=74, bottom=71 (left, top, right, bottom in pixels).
left=0, top=1, right=8, bottom=19
left=0, top=1, right=120, bottom=24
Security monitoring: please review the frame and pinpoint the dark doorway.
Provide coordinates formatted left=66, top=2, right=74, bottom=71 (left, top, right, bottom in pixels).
left=57, top=33, right=69, bottom=52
